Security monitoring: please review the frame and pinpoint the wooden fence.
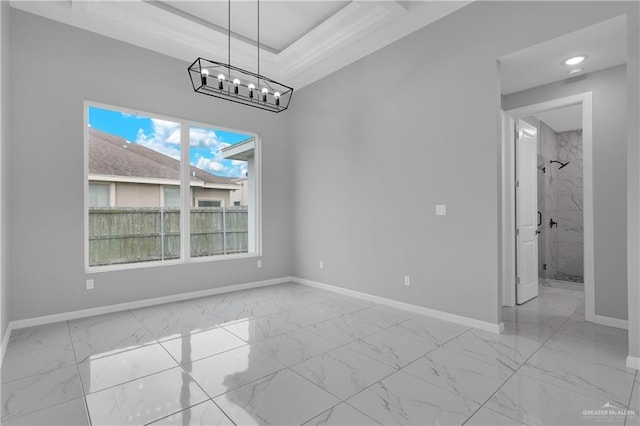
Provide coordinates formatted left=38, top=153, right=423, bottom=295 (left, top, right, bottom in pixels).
left=89, top=207, right=248, bottom=266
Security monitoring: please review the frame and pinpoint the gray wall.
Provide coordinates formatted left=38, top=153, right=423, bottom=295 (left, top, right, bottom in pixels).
left=1, top=0, right=9, bottom=343
left=4, top=1, right=640, bottom=362
left=7, top=10, right=293, bottom=320
left=503, top=65, right=628, bottom=320
left=290, top=1, right=639, bottom=326
left=627, top=2, right=640, bottom=361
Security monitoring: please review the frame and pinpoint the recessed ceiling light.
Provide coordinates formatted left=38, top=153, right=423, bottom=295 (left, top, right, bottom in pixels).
left=564, top=56, right=586, bottom=66
left=567, top=68, right=584, bottom=75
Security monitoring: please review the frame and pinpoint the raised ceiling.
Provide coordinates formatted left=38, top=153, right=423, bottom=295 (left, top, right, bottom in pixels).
left=10, top=0, right=472, bottom=90
left=500, top=15, right=627, bottom=95
left=159, top=1, right=352, bottom=53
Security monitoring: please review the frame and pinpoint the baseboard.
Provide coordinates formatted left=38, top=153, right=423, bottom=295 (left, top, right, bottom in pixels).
left=293, top=277, right=504, bottom=334
left=627, top=356, right=640, bottom=371
left=8, top=276, right=293, bottom=331
left=588, top=313, right=628, bottom=330
left=0, top=322, right=12, bottom=368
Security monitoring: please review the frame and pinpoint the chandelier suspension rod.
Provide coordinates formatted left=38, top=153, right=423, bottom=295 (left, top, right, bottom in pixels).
left=257, top=0, right=260, bottom=89
left=187, top=0, right=293, bottom=112
left=228, top=0, right=231, bottom=77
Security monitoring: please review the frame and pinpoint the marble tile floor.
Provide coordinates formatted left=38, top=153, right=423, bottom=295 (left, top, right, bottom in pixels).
left=1, top=283, right=638, bottom=426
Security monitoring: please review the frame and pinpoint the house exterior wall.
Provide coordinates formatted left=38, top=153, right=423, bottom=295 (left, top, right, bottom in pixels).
left=192, top=187, right=232, bottom=207
left=115, top=182, right=161, bottom=208
left=230, top=179, right=248, bottom=206
left=89, top=180, right=237, bottom=208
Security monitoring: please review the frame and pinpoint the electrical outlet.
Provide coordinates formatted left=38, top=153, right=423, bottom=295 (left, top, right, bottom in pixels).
left=257, top=260, right=262, bottom=268
left=319, top=261, right=324, bottom=270
left=86, top=279, right=94, bottom=290
left=436, top=204, right=447, bottom=216
left=404, top=275, right=411, bottom=286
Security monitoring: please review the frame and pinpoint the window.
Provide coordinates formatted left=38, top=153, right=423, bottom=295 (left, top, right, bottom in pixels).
left=85, top=103, right=259, bottom=270
left=189, top=125, right=252, bottom=258
left=88, top=183, right=111, bottom=207
left=197, top=200, right=222, bottom=207
left=163, top=186, right=180, bottom=208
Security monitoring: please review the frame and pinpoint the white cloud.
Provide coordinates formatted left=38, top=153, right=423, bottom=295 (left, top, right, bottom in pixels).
left=190, top=127, right=226, bottom=148
left=135, top=121, right=246, bottom=177
left=136, top=119, right=181, bottom=159
left=196, top=157, right=225, bottom=173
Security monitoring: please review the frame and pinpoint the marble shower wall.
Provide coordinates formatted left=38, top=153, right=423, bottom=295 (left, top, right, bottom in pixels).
left=539, top=122, right=558, bottom=280
left=538, top=121, right=583, bottom=283
left=537, top=153, right=546, bottom=280
left=555, top=129, right=583, bottom=282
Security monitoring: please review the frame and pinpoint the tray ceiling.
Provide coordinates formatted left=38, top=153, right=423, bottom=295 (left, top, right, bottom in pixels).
left=10, top=0, right=472, bottom=89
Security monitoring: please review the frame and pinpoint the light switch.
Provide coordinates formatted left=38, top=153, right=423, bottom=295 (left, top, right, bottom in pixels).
left=436, top=204, right=447, bottom=216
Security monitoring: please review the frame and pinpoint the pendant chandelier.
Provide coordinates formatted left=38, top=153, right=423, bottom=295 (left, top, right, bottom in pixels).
left=188, top=0, right=293, bottom=113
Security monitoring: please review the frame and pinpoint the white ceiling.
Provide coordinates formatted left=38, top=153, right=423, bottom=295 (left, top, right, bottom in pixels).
left=500, top=15, right=627, bottom=95
left=10, top=0, right=472, bottom=90
left=160, top=1, right=352, bottom=53
left=533, top=104, right=582, bottom=133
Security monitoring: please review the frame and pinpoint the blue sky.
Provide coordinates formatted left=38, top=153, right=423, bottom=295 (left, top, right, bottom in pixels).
left=88, top=106, right=250, bottom=178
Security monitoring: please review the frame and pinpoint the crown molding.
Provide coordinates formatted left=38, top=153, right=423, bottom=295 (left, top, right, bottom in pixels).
left=10, top=0, right=471, bottom=89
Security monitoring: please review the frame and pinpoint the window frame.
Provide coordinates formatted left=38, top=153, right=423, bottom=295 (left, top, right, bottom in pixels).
left=84, top=101, right=262, bottom=273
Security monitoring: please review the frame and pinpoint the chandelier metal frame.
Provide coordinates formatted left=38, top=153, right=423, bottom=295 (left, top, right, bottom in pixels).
left=188, top=0, right=293, bottom=113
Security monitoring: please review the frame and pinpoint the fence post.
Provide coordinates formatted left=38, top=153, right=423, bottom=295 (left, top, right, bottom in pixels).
left=160, top=207, right=165, bottom=261
left=222, top=207, right=227, bottom=255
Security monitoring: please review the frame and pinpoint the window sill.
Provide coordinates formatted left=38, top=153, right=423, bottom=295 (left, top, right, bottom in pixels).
left=86, top=252, right=261, bottom=274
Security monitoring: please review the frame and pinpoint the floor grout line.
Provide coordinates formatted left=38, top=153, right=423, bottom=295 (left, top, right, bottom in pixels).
left=461, top=298, right=586, bottom=425
left=6, top=285, right=627, bottom=426
left=625, top=370, right=638, bottom=426
left=66, top=320, right=93, bottom=426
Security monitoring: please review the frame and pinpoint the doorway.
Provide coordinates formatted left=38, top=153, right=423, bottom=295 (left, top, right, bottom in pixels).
left=530, top=106, right=585, bottom=292
left=501, top=93, right=595, bottom=321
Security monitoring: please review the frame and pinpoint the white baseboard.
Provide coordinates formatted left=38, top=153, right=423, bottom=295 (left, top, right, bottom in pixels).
left=293, top=277, right=504, bottom=334
left=8, top=276, right=293, bottom=331
left=627, top=355, right=640, bottom=371
left=0, top=322, right=12, bottom=368
left=588, top=313, right=628, bottom=330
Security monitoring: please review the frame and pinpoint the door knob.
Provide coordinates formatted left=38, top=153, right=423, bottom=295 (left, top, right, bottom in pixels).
left=550, top=218, right=558, bottom=228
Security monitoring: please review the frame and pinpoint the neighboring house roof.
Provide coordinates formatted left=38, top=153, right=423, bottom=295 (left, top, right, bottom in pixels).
left=89, top=128, right=239, bottom=188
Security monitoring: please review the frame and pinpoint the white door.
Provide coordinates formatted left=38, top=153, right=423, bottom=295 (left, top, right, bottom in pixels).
left=516, top=119, right=539, bottom=304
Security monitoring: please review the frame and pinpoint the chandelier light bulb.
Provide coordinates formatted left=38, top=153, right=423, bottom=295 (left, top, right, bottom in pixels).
left=200, top=69, right=209, bottom=86
left=187, top=0, right=294, bottom=111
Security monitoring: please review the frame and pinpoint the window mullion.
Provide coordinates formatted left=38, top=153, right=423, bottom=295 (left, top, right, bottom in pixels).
left=180, top=123, right=190, bottom=261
